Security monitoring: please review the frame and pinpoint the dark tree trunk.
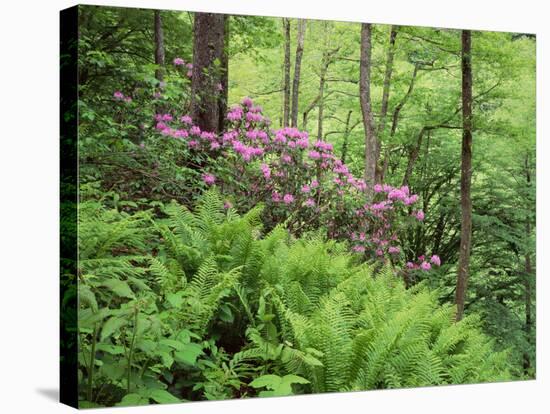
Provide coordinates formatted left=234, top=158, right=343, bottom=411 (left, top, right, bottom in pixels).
left=191, top=12, right=226, bottom=133
left=283, top=18, right=292, bottom=127
left=218, top=15, right=229, bottom=132
left=154, top=10, right=165, bottom=83
left=523, top=154, right=533, bottom=373
left=359, top=23, right=378, bottom=198
left=455, top=30, right=473, bottom=322
left=341, top=110, right=353, bottom=164
left=374, top=26, right=398, bottom=182
left=290, top=19, right=306, bottom=128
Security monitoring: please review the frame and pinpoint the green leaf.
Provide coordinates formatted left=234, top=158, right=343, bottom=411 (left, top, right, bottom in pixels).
left=100, top=316, right=127, bottom=341
left=148, top=389, right=180, bottom=404
left=102, top=279, right=135, bottom=298
left=174, top=343, right=203, bottom=366
left=116, top=393, right=149, bottom=407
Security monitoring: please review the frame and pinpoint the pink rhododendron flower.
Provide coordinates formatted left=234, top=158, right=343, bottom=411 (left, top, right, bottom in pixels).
left=180, top=115, right=192, bottom=124
left=202, top=173, right=216, bottom=185
left=283, top=194, right=294, bottom=204
left=420, top=261, right=432, bottom=271
left=308, top=150, right=321, bottom=160
left=413, top=210, right=425, bottom=221
left=301, top=185, right=310, bottom=193
left=260, top=163, right=271, bottom=179
left=173, top=57, right=185, bottom=65
left=305, top=198, right=316, bottom=207
left=113, top=91, right=124, bottom=100
left=406, top=262, right=415, bottom=269
left=242, top=96, right=253, bottom=107
left=388, top=246, right=400, bottom=254
left=353, top=245, right=366, bottom=253
left=430, top=255, right=441, bottom=266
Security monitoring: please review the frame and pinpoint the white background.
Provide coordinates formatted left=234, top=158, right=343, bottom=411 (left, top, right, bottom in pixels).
left=0, top=0, right=547, bottom=412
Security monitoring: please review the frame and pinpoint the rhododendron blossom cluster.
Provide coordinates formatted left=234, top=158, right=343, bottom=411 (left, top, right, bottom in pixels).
left=151, top=97, right=439, bottom=268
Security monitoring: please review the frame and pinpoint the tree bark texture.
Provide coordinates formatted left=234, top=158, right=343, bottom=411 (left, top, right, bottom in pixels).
left=359, top=23, right=377, bottom=197
left=154, top=10, right=165, bottom=83
left=291, top=19, right=306, bottom=128
left=283, top=18, right=292, bottom=127
left=455, top=30, right=473, bottom=322
left=191, top=12, right=226, bottom=133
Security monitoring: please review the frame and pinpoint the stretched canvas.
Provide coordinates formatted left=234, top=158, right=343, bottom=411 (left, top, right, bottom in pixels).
left=60, top=3, right=536, bottom=409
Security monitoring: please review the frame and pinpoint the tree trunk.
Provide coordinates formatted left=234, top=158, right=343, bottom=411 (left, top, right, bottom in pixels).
left=154, top=10, right=165, bottom=83
left=341, top=110, right=353, bottom=164
left=359, top=23, right=378, bottom=198
left=455, top=30, right=473, bottom=322
left=291, top=19, right=306, bottom=128
left=317, top=71, right=327, bottom=141
left=218, top=15, right=229, bottom=132
left=374, top=26, right=398, bottom=182
left=523, top=154, right=533, bottom=373
left=190, top=12, right=226, bottom=133
left=283, top=18, right=292, bottom=127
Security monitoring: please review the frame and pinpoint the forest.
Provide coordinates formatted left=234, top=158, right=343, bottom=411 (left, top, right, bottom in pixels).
left=63, top=5, right=536, bottom=408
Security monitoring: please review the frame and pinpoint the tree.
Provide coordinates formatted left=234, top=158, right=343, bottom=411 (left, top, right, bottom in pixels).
left=359, top=23, right=377, bottom=197
left=190, top=12, right=226, bottom=133
left=153, top=10, right=165, bottom=83
left=290, top=19, right=306, bottom=127
left=282, top=18, right=292, bottom=127
left=455, top=29, right=473, bottom=322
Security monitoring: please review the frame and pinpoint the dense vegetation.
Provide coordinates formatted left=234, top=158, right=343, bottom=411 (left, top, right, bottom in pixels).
left=70, top=5, right=535, bottom=408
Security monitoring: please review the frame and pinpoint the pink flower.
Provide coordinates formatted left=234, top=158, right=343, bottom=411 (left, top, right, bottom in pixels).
left=272, top=191, right=282, bottom=202
left=180, top=115, right=193, bottom=124
left=124, top=96, right=132, bottom=103
left=353, top=245, right=366, bottom=253
left=186, top=70, right=193, bottom=78
left=308, top=150, right=321, bottom=160
left=190, top=126, right=201, bottom=136
left=301, top=185, right=310, bottom=193
left=413, top=210, right=425, bottom=221
left=202, top=173, right=216, bottom=185
left=210, top=142, right=220, bottom=150
left=242, top=97, right=253, bottom=107
left=405, top=194, right=419, bottom=205
left=376, top=249, right=384, bottom=256
left=420, top=261, right=432, bottom=271
left=310, top=180, right=319, bottom=188
left=223, top=201, right=233, bottom=209
left=406, top=262, right=415, bottom=269
left=374, top=184, right=383, bottom=193
left=173, top=57, right=185, bottom=66
left=430, top=255, right=441, bottom=266
left=305, top=198, right=316, bottom=207
left=281, top=154, right=292, bottom=163
left=388, top=246, right=400, bottom=254
left=260, top=163, right=271, bottom=179
left=113, top=91, right=124, bottom=100
left=283, top=194, right=294, bottom=204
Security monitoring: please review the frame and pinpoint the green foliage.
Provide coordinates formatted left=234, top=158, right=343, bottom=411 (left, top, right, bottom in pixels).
left=77, top=190, right=511, bottom=406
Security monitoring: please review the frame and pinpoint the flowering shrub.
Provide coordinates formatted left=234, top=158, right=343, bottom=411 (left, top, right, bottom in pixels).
left=145, top=97, right=440, bottom=270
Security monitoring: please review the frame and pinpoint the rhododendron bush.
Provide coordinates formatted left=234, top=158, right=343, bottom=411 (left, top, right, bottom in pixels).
left=149, top=97, right=440, bottom=270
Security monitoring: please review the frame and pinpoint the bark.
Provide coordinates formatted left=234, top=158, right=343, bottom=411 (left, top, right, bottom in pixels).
left=290, top=19, right=306, bottom=128
left=218, top=15, right=229, bottom=132
left=402, top=128, right=426, bottom=187
left=154, top=10, right=165, bottom=83
left=523, top=154, right=533, bottom=373
left=390, top=63, right=419, bottom=137
left=341, top=110, right=353, bottom=164
left=190, top=12, right=226, bottom=133
left=372, top=26, right=398, bottom=183
left=359, top=23, right=378, bottom=198
left=283, top=18, right=292, bottom=127
left=455, top=30, right=473, bottom=322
